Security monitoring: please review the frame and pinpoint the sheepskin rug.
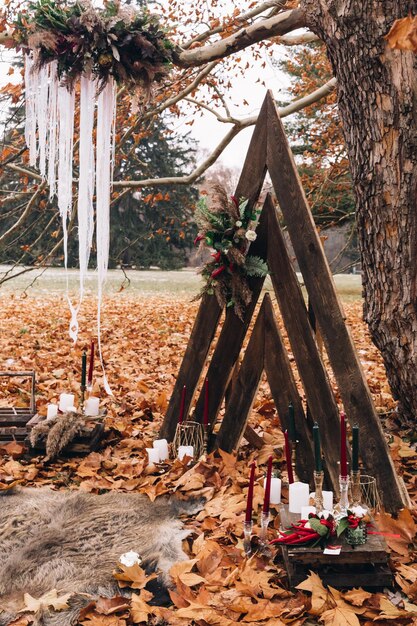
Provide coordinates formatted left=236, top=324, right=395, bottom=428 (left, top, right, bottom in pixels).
left=0, top=487, right=204, bottom=626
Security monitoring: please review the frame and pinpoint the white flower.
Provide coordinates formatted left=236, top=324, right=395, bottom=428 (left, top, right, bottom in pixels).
left=235, top=220, right=242, bottom=227
left=119, top=551, right=142, bottom=567
left=319, top=510, right=332, bottom=520
left=304, top=521, right=312, bottom=529
left=350, top=505, right=367, bottom=518
left=245, top=230, right=257, bottom=242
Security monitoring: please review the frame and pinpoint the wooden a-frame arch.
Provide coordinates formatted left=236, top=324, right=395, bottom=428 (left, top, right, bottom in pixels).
left=159, top=91, right=409, bottom=512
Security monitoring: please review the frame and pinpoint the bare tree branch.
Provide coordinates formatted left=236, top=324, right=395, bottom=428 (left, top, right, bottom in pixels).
left=175, top=9, right=306, bottom=67
left=277, top=32, right=319, bottom=45
left=0, top=182, right=46, bottom=245
left=113, top=76, right=337, bottom=188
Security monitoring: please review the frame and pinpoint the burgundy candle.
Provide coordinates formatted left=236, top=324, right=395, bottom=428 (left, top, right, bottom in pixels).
left=87, top=341, right=95, bottom=388
left=263, top=456, right=273, bottom=514
left=340, top=411, right=348, bottom=478
left=245, top=461, right=256, bottom=523
left=203, top=378, right=209, bottom=427
left=178, top=385, right=186, bottom=424
left=284, top=430, right=294, bottom=484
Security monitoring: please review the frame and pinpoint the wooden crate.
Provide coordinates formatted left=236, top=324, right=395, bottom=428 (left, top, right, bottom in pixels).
left=0, top=371, right=36, bottom=442
left=277, top=506, right=393, bottom=589
left=26, top=414, right=105, bottom=457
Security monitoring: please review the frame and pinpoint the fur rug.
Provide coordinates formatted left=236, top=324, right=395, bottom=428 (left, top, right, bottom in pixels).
left=0, top=487, right=204, bottom=626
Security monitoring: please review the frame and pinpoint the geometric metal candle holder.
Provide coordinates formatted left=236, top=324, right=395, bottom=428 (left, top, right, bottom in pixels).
left=172, top=420, right=205, bottom=459
left=359, top=474, right=380, bottom=513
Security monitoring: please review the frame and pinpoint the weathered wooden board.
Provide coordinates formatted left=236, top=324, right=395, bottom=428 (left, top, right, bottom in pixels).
left=265, top=91, right=407, bottom=511
left=277, top=506, right=392, bottom=588
left=263, top=195, right=341, bottom=492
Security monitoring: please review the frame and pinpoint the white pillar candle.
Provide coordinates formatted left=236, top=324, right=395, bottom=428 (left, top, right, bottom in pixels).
left=264, top=476, right=281, bottom=504
left=310, top=490, right=334, bottom=512
left=301, top=505, right=316, bottom=519
left=153, top=438, right=169, bottom=461
left=289, top=482, right=310, bottom=513
left=146, top=448, right=160, bottom=464
left=178, top=445, right=194, bottom=461
left=59, top=393, right=75, bottom=412
left=46, top=403, right=58, bottom=420
left=84, top=397, right=100, bottom=416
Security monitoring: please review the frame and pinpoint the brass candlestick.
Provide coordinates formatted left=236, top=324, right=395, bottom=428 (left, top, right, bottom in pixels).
left=80, top=385, right=86, bottom=413
left=243, top=521, right=253, bottom=556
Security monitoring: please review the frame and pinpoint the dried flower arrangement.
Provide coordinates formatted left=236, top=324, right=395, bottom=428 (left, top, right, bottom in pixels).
left=194, top=185, right=268, bottom=320
left=11, top=0, right=173, bottom=90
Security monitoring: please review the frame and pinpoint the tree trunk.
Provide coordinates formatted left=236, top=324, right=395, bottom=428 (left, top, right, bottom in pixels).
left=302, top=0, right=417, bottom=421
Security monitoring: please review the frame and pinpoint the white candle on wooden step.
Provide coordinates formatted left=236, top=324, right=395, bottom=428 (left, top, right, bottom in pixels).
left=301, top=505, right=316, bottom=519
left=289, top=482, right=310, bottom=513
left=264, top=476, right=281, bottom=504
left=153, top=438, right=169, bottom=461
left=178, top=445, right=193, bottom=461
left=46, top=403, right=58, bottom=420
left=146, top=448, right=160, bottom=464
left=310, top=490, right=334, bottom=512
left=84, top=397, right=100, bottom=416
left=59, top=393, right=75, bottom=412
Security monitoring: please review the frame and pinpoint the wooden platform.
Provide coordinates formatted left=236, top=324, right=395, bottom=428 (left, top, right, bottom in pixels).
left=277, top=506, right=393, bottom=589
left=0, top=371, right=36, bottom=443
left=26, top=414, right=105, bottom=457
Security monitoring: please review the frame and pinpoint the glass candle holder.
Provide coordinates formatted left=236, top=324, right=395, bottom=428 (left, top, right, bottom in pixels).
left=243, top=521, right=253, bottom=556
left=346, top=523, right=367, bottom=546
left=350, top=469, right=362, bottom=508
left=260, top=511, right=270, bottom=543
left=313, top=470, right=324, bottom=514
left=335, top=475, right=350, bottom=519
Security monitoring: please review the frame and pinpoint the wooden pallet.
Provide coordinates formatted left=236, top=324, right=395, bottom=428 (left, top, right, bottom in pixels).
left=277, top=506, right=393, bottom=589
left=0, top=371, right=36, bottom=442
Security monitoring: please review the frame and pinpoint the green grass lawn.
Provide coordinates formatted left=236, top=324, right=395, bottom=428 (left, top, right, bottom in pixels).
left=0, top=265, right=362, bottom=301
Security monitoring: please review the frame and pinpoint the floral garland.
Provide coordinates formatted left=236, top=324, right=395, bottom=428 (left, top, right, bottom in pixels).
left=270, top=507, right=370, bottom=548
left=11, top=0, right=173, bottom=90
left=194, top=185, right=268, bottom=320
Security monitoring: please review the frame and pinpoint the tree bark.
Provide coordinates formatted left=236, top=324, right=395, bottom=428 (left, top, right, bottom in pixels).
left=302, top=0, right=417, bottom=421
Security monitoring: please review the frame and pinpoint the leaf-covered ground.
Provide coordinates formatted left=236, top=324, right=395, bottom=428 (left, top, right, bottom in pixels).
left=1, top=293, right=417, bottom=626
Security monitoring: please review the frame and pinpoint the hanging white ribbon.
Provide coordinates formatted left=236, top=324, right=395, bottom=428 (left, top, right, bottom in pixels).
left=96, top=77, right=116, bottom=395
left=24, top=55, right=37, bottom=167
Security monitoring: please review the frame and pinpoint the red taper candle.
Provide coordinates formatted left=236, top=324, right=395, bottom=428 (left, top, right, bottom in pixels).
left=263, top=456, right=273, bottom=514
left=284, top=430, right=294, bottom=484
left=245, top=461, right=256, bottom=523
left=87, top=341, right=94, bottom=388
left=203, top=378, right=209, bottom=427
left=340, top=411, right=348, bottom=478
left=178, top=385, right=186, bottom=424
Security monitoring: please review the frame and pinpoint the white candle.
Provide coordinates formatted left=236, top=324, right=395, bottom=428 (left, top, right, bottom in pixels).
left=264, top=476, right=281, bottom=504
left=59, top=393, right=75, bottom=412
left=301, top=505, right=316, bottom=519
left=289, top=482, right=310, bottom=513
left=84, top=397, right=100, bottom=416
left=153, top=438, right=169, bottom=461
left=178, top=445, right=194, bottom=461
left=310, top=490, right=334, bottom=512
left=46, top=403, right=58, bottom=420
left=146, top=448, right=160, bottom=464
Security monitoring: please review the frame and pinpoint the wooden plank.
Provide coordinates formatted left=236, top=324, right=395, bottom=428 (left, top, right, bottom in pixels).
left=265, top=91, right=407, bottom=512
left=263, top=195, right=341, bottom=493
left=159, top=295, right=222, bottom=441
left=216, top=298, right=265, bottom=452
left=262, top=293, right=315, bottom=484
left=159, top=97, right=269, bottom=442
left=192, top=201, right=269, bottom=431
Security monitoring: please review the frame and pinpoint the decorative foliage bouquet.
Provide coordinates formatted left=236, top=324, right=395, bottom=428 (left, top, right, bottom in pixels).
left=270, top=512, right=336, bottom=548
left=336, top=506, right=369, bottom=545
left=12, top=0, right=173, bottom=90
left=194, top=185, right=268, bottom=320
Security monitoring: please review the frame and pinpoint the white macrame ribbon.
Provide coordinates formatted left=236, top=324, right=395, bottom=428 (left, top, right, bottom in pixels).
left=24, top=55, right=37, bottom=166
left=66, top=73, right=97, bottom=343
left=96, top=77, right=116, bottom=395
